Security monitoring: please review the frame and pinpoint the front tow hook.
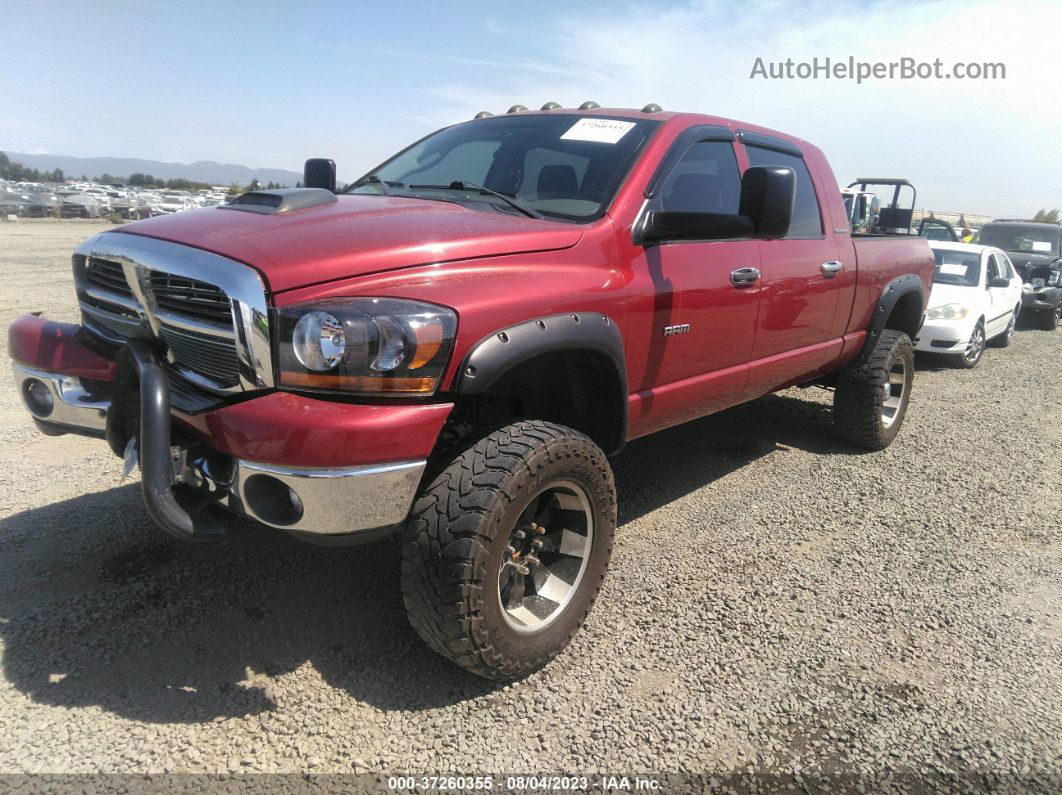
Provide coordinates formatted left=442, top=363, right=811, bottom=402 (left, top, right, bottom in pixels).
left=119, top=339, right=227, bottom=543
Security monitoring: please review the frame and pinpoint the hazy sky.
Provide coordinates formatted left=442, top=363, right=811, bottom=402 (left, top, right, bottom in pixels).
left=3, top=0, right=1058, bottom=217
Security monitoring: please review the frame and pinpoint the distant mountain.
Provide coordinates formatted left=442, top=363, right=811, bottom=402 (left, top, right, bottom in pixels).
left=6, top=151, right=302, bottom=186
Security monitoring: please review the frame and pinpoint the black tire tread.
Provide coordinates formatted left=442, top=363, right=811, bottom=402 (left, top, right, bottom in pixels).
left=400, top=420, right=615, bottom=680
left=834, top=330, right=913, bottom=451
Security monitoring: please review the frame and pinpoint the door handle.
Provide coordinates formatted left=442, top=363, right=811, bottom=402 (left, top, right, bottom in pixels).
left=820, top=260, right=844, bottom=278
left=730, top=267, right=761, bottom=286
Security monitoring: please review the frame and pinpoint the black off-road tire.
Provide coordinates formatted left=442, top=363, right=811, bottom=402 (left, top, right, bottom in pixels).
left=989, top=307, right=1019, bottom=348
left=401, top=420, right=616, bottom=680
left=833, top=330, right=915, bottom=451
left=1038, top=302, right=1060, bottom=331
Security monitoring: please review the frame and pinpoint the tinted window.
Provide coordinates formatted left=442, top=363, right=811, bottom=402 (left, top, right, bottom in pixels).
left=651, top=140, right=741, bottom=214
left=744, top=146, right=823, bottom=238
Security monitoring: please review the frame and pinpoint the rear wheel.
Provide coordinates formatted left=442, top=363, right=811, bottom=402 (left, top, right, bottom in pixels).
left=834, top=330, right=914, bottom=451
left=954, top=321, right=986, bottom=368
left=401, top=420, right=616, bottom=680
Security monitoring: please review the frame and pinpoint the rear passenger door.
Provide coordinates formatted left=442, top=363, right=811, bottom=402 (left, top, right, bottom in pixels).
left=740, top=136, right=842, bottom=396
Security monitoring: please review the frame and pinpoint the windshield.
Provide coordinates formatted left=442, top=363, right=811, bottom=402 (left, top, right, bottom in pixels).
left=347, top=114, right=660, bottom=222
left=932, top=248, right=981, bottom=286
left=921, top=225, right=953, bottom=241
left=978, top=224, right=1058, bottom=255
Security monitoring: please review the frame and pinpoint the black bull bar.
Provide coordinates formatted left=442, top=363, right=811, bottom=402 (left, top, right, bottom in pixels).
left=105, top=339, right=227, bottom=543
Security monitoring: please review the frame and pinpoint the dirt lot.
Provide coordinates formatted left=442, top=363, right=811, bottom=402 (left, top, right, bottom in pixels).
left=0, top=220, right=1059, bottom=790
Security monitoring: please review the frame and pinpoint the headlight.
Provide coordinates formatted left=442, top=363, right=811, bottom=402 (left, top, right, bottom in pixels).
left=276, top=298, right=457, bottom=395
left=926, top=303, right=969, bottom=320
left=1048, top=271, right=1060, bottom=286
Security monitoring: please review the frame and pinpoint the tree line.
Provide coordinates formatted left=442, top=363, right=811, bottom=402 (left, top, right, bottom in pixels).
left=2, top=151, right=287, bottom=193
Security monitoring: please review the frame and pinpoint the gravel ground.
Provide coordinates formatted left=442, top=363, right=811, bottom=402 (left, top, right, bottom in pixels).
left=0, top=220, right=1059, bottom=790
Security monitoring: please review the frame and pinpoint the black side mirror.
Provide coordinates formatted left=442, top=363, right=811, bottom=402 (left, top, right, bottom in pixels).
left=303, top=158, right=336, bottom=192
left=739, top=166, right=794, bottom=240
left=639, top=211, right=755, bottom=244
left=988, top=276, right=1010, bottom=288
left=636, top=165, right=794, bottom=245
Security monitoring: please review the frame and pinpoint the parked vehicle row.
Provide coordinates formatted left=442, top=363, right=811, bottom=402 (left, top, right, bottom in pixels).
left=0, top=179, right=230, bottom=219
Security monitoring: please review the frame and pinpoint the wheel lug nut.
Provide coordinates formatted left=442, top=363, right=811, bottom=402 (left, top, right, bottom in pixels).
left=531, top=539, right=544, bottom=550
left=513, top=529, right=526, bottom=540
left=526, top=555, right=540, bottom=567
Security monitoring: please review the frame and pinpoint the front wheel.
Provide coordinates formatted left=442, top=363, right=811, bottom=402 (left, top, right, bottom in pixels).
left=401, top=420, right=616, bottom=680
left=833, top=330, right=915, bottom=451
left=1038, top=302, right=1061, bottom=331
left=954, top=321, right=986, bottom=368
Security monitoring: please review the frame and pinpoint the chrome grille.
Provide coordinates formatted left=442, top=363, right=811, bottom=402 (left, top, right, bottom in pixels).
left=75, top=233, right=273, bottom=394
left=86, top=257, right=133, bottom=297
left=159, top=327, right=240, bottom=387
left=150, top=273, right=232, bottom=325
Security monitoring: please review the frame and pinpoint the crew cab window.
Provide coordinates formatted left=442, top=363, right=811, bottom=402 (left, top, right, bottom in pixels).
left=744, top=146, right=824, bottom=238
left=650, top=140, right=742, bottom=214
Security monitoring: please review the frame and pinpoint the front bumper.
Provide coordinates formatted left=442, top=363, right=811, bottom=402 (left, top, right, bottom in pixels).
left=1021, top=287, right=1060, bottom=313
left=913, top=316, right=974, bottom=354
left=10, top=318, right=450, bottom=542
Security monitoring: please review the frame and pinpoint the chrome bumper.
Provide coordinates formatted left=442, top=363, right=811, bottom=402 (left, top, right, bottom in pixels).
left=13, top=363, right=109, bottom=434
left=11, top=363, right=425, bottom=538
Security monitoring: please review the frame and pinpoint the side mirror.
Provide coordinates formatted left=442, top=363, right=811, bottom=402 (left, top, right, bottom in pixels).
left=739, top=166, right=794, bottom=240
left=639, top=211, right=755, bottom=243
left=303, top=158, right=336, bottom=192
left=636, top=165, right=794, bottom=245
left=988, top=276, right=1010, bottom=288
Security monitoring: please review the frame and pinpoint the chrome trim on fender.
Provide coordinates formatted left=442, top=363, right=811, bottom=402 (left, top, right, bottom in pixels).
left=232, top=459, right=426, bottom=535
left=74, top=231, right=274, bottom=392
left=12, top=363, right=109, bottom=433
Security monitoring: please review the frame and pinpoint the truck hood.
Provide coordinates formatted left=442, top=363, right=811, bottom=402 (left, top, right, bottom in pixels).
left=116, top=195, right=583, bottom=292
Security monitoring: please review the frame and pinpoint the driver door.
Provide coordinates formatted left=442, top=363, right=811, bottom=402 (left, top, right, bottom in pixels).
left=624, top=134, right=762, bottom=437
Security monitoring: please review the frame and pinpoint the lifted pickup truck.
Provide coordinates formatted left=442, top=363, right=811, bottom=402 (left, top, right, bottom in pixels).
left=8, top=105, right=933, bottom=679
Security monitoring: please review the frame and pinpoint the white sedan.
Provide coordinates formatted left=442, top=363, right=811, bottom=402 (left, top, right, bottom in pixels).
left=915, top=242, right=1024, bottom=368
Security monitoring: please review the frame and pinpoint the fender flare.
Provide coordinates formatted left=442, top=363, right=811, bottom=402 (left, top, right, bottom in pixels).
left=855, top=274, right=925, bottom=365
left=457, top=312, right=628, bottom=452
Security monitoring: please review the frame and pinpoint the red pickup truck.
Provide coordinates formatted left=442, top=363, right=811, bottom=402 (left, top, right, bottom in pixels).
left=8, top=105, right=933, bottom=679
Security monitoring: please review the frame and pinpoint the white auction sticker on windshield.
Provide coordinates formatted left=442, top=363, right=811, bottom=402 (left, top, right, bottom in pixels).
left=561, top=118, right=636, bottom=144
left=1031, top=241, right=1052, bottom=252
left=940, top=264, right=969, bottom=275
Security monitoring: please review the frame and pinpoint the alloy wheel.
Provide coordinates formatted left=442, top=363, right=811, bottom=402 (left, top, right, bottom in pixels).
left=498, top=480, right=594, bottom=634
left=964, top=325, right=985, bottom=364
left=881, top=357, right=908, bottom=429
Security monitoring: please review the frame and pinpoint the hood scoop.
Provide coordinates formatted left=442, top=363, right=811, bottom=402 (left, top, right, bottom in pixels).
left=220, top=187, right=337, bottom=215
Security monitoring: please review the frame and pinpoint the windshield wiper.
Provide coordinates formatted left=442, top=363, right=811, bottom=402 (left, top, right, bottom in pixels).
left=347, top=175, right=402, bottom=195
left=407, top=181, right=543, bottom=219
